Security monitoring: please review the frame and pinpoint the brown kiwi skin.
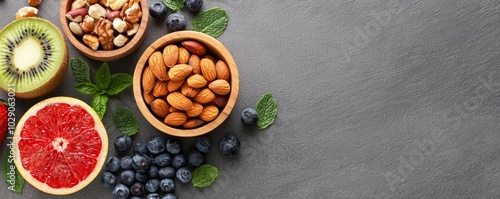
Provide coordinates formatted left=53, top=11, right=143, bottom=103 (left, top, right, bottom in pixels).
left=0, top=18, right=68, bottom=99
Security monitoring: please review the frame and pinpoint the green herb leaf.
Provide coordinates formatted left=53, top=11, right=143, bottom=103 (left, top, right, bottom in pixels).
left=95, top=62, right=111, bottom=90
left=256, top=93, right=277, bottom=130
left=163, top=0, right=184, bottom=11
left=75, top=82, right=102, bottom=95
left=192, top=164, right=218, bottom=188
left=92, top=94, right=108, bottom=119
left=113, top=108, right=139, bottom=136
left=69, top=57, right=91, bottom=84
left=192, top=7, right=229, bottom=38
left=3, top=149, right=24, bottom=194
left=106, top=73, right=133, bottom=96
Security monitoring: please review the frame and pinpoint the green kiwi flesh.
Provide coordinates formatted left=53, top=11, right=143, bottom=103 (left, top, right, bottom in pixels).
left=0, top=18, right=67, bottom=96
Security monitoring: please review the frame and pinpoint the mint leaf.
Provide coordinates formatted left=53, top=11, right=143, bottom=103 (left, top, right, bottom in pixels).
left=75, top=82, right=102, bottom=95
left=92, top=94, right=108, bottom=119
left=256, top=93, right=277, bottom=130
left=106, top=73, right=133, bottom=96
left=70, top=57, right=91, bottom=84
left=192, top=164, right=218, bottom=188
left=113, top=108, right=139, bottom=136
left=192, top=7, right=229, bottom=38
left=3, top=149, right=24, bottom=194
left=95, top=62, right=111, bottom=90
left=163, top=0, right=184, bottom=11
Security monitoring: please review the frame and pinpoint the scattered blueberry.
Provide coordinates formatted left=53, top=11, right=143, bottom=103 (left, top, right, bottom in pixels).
left=166, top=138, right=182, bottom=154
left=115, top=135, right=132, bottom=151
left=113, top=183, right=130, bottom=199
left=185, top=0, right=203, bottom=12
left=130, top=182, right=145, bottom=196
left=148, top=137, right=166, bottom=155
left=159, top=166, right=176, bottom=179
left=166, top=13, right=187, bottom=32
left=187, top=150, right=204, bottom=167
left=171, top=154, right=186, bottom=169
left=154, top=153, right=171, bottom=167
left=241, top=108, right=258, bottom=125
left=132, top=153, right=151, bottom=173
left=135, top=171, right=148, bottom=183
left=106, top=156, right=120, bottom=172
left=219, top=135, right=241, bottom=156
left=101, top=171, right=117, bottom=188
left=175, top=167, right=192, bottom=183
left=149, top=2, right=168, bottom=19
left=162, top=193, right=178, bottom=199
left=120, top=170, right=136, bottom=186
left=145, top=179, right=160, bottom=193
left=148, top=165, right=160, bottom=179
left=134, top=142, right=149, bottom=155
left=146, top=193, right=161, bottom=199
left=195, top=136, right=211, bottom=153
left=160, top=178, right=175, bottom=193
left=120, top=156, right=133, bottom=170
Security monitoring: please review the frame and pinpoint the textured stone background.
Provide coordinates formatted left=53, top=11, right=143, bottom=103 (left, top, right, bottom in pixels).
left=1, top=0, right=500, bottom=198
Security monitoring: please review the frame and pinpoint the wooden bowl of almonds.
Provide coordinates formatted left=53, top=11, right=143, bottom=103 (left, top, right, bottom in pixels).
left=133, top=31, right=239, bottom=137
left=60, top=0, right=149, bottom=61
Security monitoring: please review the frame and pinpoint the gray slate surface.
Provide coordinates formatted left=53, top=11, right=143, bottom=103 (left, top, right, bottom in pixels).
left=1, top=0, right=500, bottom=198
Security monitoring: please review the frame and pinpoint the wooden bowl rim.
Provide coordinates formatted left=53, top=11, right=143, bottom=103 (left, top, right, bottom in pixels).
left=133, top=31, right=240, bottom=137
left=59, top=0, right=149, bottom=61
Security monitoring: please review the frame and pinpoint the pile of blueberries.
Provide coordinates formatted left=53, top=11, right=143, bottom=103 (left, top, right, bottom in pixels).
left=101, top=136, right=212, bottom=199
left=149, top=0, right=204, bottom=32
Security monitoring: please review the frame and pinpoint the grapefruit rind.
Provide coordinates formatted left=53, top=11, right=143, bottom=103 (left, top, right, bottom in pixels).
left=13, top=96, right=108, bottom=195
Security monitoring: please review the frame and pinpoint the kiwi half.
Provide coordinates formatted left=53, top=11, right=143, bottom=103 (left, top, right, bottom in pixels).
left=0, top=18, right=68, bottom=99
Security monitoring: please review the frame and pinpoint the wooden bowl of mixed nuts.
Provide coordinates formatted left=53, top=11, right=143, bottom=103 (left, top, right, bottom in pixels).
left=60, top=0, right=149, bottom=61
left=133, top=31, right=239, bottom=137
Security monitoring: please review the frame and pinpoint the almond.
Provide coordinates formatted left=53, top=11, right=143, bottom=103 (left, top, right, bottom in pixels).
left=186, top=74, right=207, bottom=88
left=169, top=106, right=179, bottom=113
left=193, top=88, right=216, bottom=104
left=149, top=51, right=169, bottom=81
left=142, top=66, right=156, bottom=93
left=186, top=102, right=203, bottom=117
left=202, top=55, right=217, bottom=64
left=181, top=83, right=200, bottom=98
left=189, top=54, right=201, bottom=75
left=151, top=99, right=170, bottom=118
left=168, top=64, right=193, bottom=81
left=178, top=46, right=190, bottom=64
left=208, top=79, right=231, bottom=95
left=152, top=80, right=169, bottom=97
left=143, top=90, right=155, bottom=105
left=182, top=118, right=204, bottom=129
left=215, top=60, right=230, bottom=81
left=166, top=92, right=194, bottom=111
left=163, top=44, right=179, bottom=68
left=167, top=80, right=184, bottom=92
left=212, top=95, right=228, bottom=108
left=199, top=105, right=219, bottom=122
left=164, top=112, right=187, bottom=126
left=181, top=40, right=206, bottom=56
left=200, top=58, right=216, bottom=82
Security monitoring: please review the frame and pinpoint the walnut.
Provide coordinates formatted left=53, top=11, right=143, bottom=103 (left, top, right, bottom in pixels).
left=28, top=0, right=41, bottom=7
left=124, top=2, right=141, bottom=24
left=94, top=18, right=115, bottom=50
left=80, top=15, right=95, bottom=33
left=83, top=34, right=99, bottom=50
left=120, top=0, right=139, bottom=19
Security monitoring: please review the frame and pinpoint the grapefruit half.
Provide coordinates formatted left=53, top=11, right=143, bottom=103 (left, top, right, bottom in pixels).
left=14, top=96, right=108, bottom=195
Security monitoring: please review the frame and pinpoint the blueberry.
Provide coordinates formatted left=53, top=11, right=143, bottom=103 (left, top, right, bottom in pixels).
left=130, top=182, right=144, bottom=196
left=148, top=137, right=166, bottom=155
left=130, top=197, right=142, bottom=199
left=113, top=183, right=130, bottom=199
left=241, top=108, right=258, bottom=125
left=106, top=156, right=120, bottom=172
left=187, top=150, right=204, bottom=167
left=135, top=171, right=148, bottom=183
left=133, top=142, right=149, bottom=155
left=101, top=171, right=117, bottom=188
left=149, top=2, right=168, bottom=19
left=154, top=153, right=171, bottom=167
left=162, top=193, right=178, bottom=199
left=166, top=138, right=182, bottom=154
left=147, top=193, right=161, bottom=199
left=148, top=165, right=160, bottom=178
left=171, top=154, right=185, bottom=169
left=132, top=153, right=151, bottom=173
left=185, top=0, right=203, bottom=12
left=159, top=166, right=176, bottom=179
left=195, top=136, right=211, bottom=153
left=166, top=13, right=186, bottom=32
left=115, top=135, right=132, bottom=151
left=160, top=178, right=175, bottom=192
left=175, top=167, right=192, bottom=183
left=120, top=170, right=136, bottom=186
left=145, top=179, right=160, bottom=193
left=219, top=135, right=241, bottom=156
left=120, top=156, right=133, bottom=170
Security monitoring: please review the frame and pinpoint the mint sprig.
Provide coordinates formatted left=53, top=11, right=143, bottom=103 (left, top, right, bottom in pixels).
left=3, top=149, right=24, bottom=194
left=192, top=7, right=229, bottom=38
left=70, top=58, right=133, bottom=119
left=192, top=164, right=218, bottom=188
left=113, top=108, right=139, bottom=136
left=163, top=0, right=184, bottom=11
left=255, top=93, right=277, bottom=130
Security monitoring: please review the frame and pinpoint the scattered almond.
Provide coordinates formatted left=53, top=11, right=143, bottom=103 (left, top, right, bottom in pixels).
left=164, top=112, right=187, bottom=126
left=199, top=105, right=219, bottom=122
left=163, top=44, right=179, bottom=67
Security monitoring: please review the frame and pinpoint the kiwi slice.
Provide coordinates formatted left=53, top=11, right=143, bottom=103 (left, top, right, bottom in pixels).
left=0, top=18, right=68, bottom=99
